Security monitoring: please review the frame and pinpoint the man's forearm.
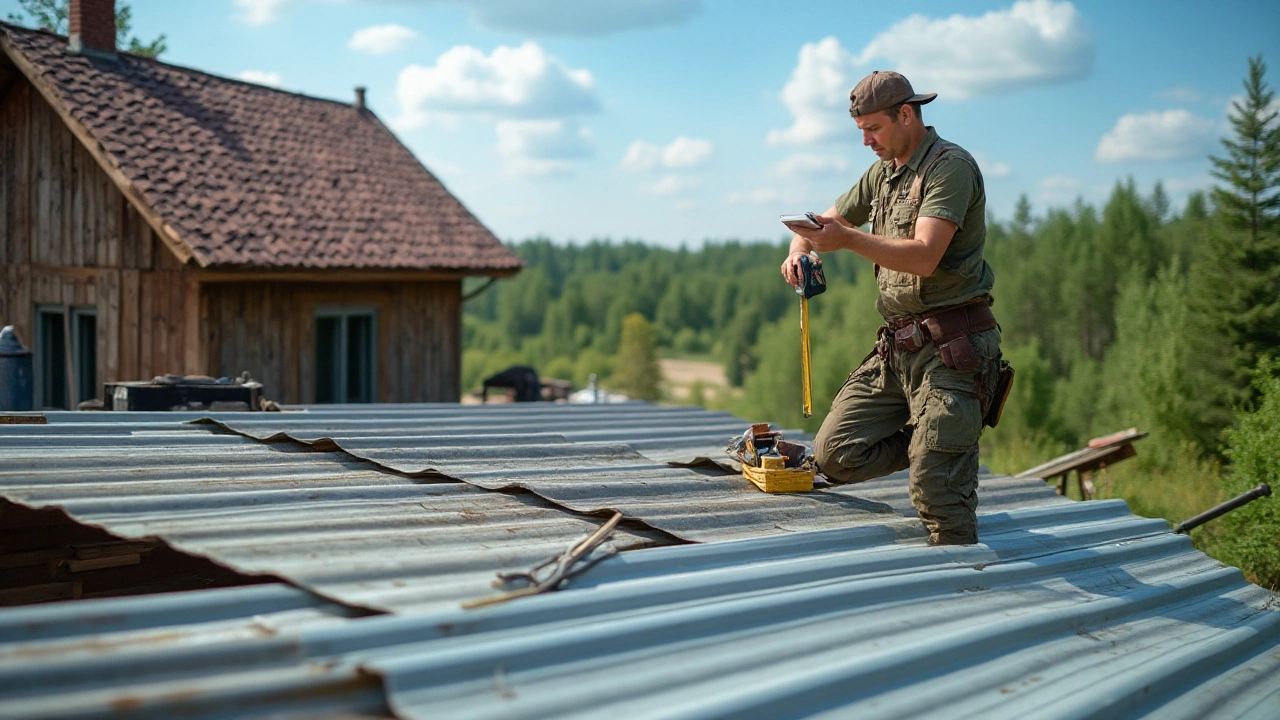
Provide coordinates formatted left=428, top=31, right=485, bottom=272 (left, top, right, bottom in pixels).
left=844, top=228, right=938, bottom=276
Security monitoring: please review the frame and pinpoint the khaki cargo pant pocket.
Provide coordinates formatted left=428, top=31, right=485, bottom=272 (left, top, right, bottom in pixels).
left=920, top=372, right=982, bottom=454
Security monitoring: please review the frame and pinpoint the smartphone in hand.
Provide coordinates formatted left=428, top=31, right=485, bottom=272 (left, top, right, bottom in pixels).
left=780, top=212, right=824, bottom=230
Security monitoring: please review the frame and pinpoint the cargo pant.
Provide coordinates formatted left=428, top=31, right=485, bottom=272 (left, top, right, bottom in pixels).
left=813, top=327, right=1002, bottom=545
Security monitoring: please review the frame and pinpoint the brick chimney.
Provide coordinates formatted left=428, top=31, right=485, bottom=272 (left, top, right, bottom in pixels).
left=68, top=0, right=117, bottom=58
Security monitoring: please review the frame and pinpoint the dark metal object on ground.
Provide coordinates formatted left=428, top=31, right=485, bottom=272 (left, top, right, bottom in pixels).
left=1016, top=428, right=1146, bottom=499
left=462, top=511, right=624, bottom=609
left=106, top=373, right=263, bottom=412
left=482, top=365, right=542, bottom=403
left=1174, top=484, right=1272, bottom=534
left=0, top=326, right=34, bottom=412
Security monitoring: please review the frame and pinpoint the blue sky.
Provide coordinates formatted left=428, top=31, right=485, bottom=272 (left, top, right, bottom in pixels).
left=5, top=0, right=1279, bottom=247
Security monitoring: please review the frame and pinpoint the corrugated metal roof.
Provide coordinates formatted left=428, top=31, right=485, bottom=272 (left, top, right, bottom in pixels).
left=2, top=501, right=1276, bottom=719
left=1, top=404, right=1276, bottom=719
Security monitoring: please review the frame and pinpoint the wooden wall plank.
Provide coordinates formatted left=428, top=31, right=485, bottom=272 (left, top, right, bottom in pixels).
left=105, top=170, right=119, bottom=268
left=169, top=273, right=185, bottom=376
left=15, top=83, right=31, bottom=269
left=280, top=286, right=298, bottom=403
left=183, top=275, right=201, bottom=375
left=101, top=269, right=120, bottom=386
left=154, top=273, right=170, bottom=376
left=0, top=87, right=11, bottom=268
left=50, top=98, right=65, bottom=266
left=14, top=265, right=30, bottom=345
left=297, top=288, right=313, bottom=405
left=119, top=269, right=139, bottom=381
left=70, top=133, right=84, bottom=268
left=137, top=271, right=153, bottom=378
left=139, top=221, right=153, bottom=270
left=33, top=89, right=48, bottom=266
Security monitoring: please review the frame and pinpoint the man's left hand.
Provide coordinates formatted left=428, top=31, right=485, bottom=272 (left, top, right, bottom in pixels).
left=790, top=213, right=853, bottom=253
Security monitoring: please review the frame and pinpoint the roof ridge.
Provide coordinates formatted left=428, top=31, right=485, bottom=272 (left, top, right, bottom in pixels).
left=0, top=20, right=368, bottom=113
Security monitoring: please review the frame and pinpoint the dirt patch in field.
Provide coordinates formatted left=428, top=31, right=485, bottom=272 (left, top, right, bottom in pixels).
left=660, top=359, right=729, bottom=401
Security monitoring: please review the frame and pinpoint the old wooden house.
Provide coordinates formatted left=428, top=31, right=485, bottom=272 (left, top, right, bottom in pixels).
left=0, top=1, right=521, bottom=408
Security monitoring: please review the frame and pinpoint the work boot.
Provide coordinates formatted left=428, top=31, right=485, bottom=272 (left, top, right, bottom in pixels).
left=928, top=529, right=978, bottom=546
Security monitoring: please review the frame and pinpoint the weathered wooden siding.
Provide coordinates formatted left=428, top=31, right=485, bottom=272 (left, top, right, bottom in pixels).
left=0, top=73, right=199, bottom=397
left=201, top=281, right=462, bottom=404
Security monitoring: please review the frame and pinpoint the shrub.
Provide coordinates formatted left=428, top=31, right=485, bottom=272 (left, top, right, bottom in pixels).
left=1211, top=360, right=1280, bottom=590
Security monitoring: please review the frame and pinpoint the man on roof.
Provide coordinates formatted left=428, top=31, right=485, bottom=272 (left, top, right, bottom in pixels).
left=781, top=70, right=1012, bottom=546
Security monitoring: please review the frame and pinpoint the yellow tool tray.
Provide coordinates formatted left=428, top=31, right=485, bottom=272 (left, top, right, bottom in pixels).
left=742, top=456, right=814, bottom=493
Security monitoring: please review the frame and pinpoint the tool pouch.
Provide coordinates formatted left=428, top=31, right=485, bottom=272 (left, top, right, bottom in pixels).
left=937, top=335, right=981, bottom=373
left=894, top=322, right=925, bottom=352
left=983, top=360, right=1016, bottom=428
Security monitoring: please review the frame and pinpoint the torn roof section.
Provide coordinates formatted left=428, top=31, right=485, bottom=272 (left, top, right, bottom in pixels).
left=0, top=22, right=523, bottom=274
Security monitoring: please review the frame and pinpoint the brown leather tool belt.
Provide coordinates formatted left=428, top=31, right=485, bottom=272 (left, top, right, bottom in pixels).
left=887, top=296, right=996, bottom=372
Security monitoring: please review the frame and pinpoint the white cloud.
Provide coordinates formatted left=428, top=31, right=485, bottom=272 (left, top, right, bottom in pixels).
left=394, top=42, right=598, bottom=129
left=662, top=137, right=713, bottom=168
left=1158, top=86, right=1201, bottom=104
left=971, top=152, right=1012, bottom=178
left=1095, top=109, right=1216, bottom=162
left=234, top=0, right=287, bottom=26
left=349, top=24, right=418, bottom=55
left=621, top=136, right=713, bottom=171
left=450, top=0, right=701, bottom=37
left=236, top=70, right=283, bottom=88
left=496, top=120, right=594, bottom=176
left=640, top=175, right=697, bottom=195
left=774, top=153, right=849, bottom=178
left=767, top=37, right=856, bottom=146
left=768, top=1, right=1094, bottom=145
left=857, top=0, right=1093, bottom=100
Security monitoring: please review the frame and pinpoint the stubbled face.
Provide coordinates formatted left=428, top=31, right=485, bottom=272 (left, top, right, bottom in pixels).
left=855, top=108, right=909, bottom=162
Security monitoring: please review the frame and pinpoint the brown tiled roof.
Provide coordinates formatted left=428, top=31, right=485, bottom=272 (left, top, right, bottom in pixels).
left=0, top=23, right=522, bottom=273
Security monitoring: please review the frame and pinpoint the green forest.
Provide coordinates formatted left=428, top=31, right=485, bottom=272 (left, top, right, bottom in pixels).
left=464, top=57, right=1280, bottom=590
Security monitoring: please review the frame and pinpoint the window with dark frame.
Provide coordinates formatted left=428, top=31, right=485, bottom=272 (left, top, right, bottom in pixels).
left=34, top=305, right=97, bottom=410
left=315, top=307, right=377, bottom=404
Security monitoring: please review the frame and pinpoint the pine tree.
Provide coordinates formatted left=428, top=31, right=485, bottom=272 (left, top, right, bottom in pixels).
left=1209, top=55, right=1280, bottom=242
left=1184, top=56, right=1280, bottom=451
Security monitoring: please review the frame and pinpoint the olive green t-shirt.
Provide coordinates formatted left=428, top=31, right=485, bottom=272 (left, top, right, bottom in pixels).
left=835, top=127, right=995, bottom=321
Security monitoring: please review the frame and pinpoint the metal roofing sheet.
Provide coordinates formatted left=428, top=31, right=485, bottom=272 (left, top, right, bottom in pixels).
left=1, top=499, right=1275, bottom=719
left=0, top=423, right=668, bottom=613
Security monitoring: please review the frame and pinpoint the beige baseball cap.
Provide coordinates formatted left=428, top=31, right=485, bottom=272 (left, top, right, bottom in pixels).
left=848, top=71, right=937, bottom=117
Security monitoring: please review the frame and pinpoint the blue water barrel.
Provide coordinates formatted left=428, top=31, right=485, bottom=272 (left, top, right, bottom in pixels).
left=0, top=325, right=34, bottom=411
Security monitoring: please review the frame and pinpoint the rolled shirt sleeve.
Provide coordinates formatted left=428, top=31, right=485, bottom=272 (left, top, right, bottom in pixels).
left=916, top=156, right=978, bottom=230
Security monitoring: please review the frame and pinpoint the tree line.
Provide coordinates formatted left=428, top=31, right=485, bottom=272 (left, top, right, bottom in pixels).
left=464, top=57, right=1279, bottom=589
